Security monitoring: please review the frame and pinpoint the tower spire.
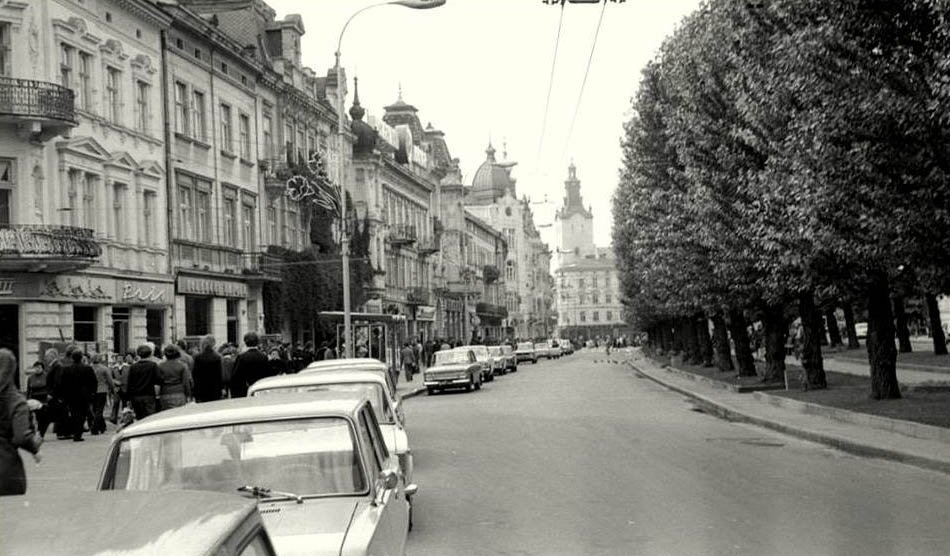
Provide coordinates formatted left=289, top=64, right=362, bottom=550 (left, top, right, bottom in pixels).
left=349, top=76, right=365, bottom=121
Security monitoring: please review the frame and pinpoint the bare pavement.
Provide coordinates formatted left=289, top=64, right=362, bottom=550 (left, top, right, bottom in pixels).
left=21, top=351, right=950, bottom=555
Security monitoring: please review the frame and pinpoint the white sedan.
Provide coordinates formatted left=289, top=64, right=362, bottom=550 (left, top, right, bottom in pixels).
left=98, top=393, right=414, bottom=556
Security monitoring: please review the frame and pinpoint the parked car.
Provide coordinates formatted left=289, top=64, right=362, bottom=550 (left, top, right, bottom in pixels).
left=486, top=346, right=509, bottom=376
left=1, top=490, right=278, bottom=556
left=425, top=348, right=483, bottom=394
left=299, top=358, right=396, bottom=396
left=99, top=393, right=414, bottom=556
left=248, top=370, right=414, bottom=490
left=549, top=339, right=563, bottom=359
left=499, top=344, right=518, bottom=372
left=855, top=322, right=868, bottom=340
left=515, top=341, right=538, bottom=364
left=559, top=340, right=575, bottom=356
left=535, top=341, right=559, bottom=360
left=457, top=345, right=494, bottom=382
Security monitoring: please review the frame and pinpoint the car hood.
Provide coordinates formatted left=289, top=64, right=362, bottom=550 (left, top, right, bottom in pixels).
left=262, top=498, right=358, bottom=556
left=426, top=364, right=470, bottom=373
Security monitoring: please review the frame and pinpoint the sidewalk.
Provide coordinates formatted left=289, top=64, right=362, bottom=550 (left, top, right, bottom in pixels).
left=627, top=353, right=950, bottom=475
left=395, top=377, right=427, bottom=399
left=821, top=357, right=950, bottom=386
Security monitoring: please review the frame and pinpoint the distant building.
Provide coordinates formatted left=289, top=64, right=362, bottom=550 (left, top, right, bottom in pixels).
left=553, top=163, right=625, bottom=342
left=464, top=144, right=554, bottom=339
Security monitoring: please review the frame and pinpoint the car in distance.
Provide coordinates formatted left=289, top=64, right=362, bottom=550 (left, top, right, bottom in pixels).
left=248, top=370, right=414, bottom=489
left=515, top=341, right=538, bottom=364
left=535, top=341, right=558, bottom=360
left=0, top=490, right=278, bottom=556
left=425, top=348, right=482, bottom=394
left=457, top=345, right=494, bottom=382
left=559, top=340, right=574, bottom=356
left=499, top=344, right=518, bottom=372
left=98, top=393, right=414, bottom=556
left=299, top=358, right=397, bottom=396
left=855, top=322, right=868, bottom=340
left=486, top=346, right=509, bottom=376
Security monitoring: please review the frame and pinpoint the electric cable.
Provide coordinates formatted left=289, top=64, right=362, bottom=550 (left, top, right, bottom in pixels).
left=562, top=0, right=608, bottom=161
left=536, top=0, right=567, bottom=165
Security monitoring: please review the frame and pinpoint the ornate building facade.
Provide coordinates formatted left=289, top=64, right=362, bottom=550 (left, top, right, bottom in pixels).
left=553, top=163, right=626, bottom=342
left=0, top=0, right=172, bottom=384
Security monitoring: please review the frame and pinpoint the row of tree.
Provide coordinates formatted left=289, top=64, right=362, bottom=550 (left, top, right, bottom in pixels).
left=611, top=0, right=950, bottom=399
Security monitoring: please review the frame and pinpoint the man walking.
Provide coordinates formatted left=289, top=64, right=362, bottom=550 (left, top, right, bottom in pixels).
left=126, top=345, right=161, bottom=420
left=229, top=332, right=270, bottom=398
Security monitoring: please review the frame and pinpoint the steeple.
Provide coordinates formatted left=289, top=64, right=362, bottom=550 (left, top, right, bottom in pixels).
left=348, top=76, right=365, bottom=121
left=560, top=161, right=591, bottom=219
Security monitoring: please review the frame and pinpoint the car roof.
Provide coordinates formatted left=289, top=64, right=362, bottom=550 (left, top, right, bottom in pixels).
left=0, top=490, right=258, bottom=555
left=117, top=392, right=366, bottom=438
left=455, top=345, right=487, bottom=350
left=300, top=358, right=387, bottom=373
left=249, top=370, right=389, bottom=395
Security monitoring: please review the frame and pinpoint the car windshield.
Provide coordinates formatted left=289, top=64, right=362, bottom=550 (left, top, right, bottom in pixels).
left=108, top=418, right=366, bottom=498
left=254, top=383, right=392, bottom=423
left=501, top=346, right=513, bottom=354
left=434, top=350, right=470, bottom=365
left=488, top=347, right=501, bottom=355
left=517, top=343, right=533, bottom=350
left=467, top=347, right=488, bottom=359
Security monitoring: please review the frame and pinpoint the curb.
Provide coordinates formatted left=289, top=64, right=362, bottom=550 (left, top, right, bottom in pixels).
left=660, top=364, right=786, bottom=393
left=627, top=359, right=950, bottom=476
left=400, top=386, right=428, bottom=400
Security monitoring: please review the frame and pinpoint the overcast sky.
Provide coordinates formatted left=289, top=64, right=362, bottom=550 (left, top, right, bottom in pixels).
left=268, top=0, right=701, bottom=249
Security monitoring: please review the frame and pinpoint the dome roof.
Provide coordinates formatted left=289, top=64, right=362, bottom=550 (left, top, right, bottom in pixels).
left=471, top=144, right=513, bottom=192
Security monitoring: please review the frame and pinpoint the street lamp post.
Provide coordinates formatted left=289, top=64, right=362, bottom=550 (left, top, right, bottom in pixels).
left=335, top=0, right=445, bottom=358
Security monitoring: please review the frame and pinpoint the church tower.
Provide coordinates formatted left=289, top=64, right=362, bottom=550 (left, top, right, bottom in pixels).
left=554, top=162, right=594, bottom=267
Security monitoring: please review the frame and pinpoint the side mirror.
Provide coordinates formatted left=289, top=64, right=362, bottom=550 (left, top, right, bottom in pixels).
left=404, top=483, right=418, bottom=498
left=374, top=470, right=399, bottom=506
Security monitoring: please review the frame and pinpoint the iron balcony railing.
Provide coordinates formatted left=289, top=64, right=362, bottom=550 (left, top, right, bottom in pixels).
left=406, top=286, right=431, bottom=305
left=242, top=252, right=283, bottom=279
left=0, top=224, right=100, bottom=258
left=0, top=77, right=76, bottom=124
left=389, top=224, right=417, bottom=246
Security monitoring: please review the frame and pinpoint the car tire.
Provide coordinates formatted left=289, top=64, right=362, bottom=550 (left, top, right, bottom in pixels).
left=426, top=387, right=437, bottom=396
left=474, top=375, right=482, bottom=391
left=466, top=380, right=473, bottom=392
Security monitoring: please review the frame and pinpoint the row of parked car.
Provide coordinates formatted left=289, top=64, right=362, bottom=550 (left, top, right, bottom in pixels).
left=423, top=340, right=576, bottom=394
left=5, top=357, right=420, bottom=556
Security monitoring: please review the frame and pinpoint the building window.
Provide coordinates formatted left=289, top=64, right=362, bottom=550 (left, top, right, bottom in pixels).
left=593, top=311, right=600, bottom=322
left=0, top=188, right=9, bottom=227
left=0, top=23, right=10, bottom=76
left=174, top=81, right=188, bottom=135
left=592, top=292, right=599, bottom=304
left=135, top=80, right=149, bottom=132
left=284, top=123, right=294, bottom=163
left=239, top=114, right=251, bottom=158
left=81, top=173, right=96, bottom=233
left=192, top=90, right=206, bottom=140
left=146, top=308, right=165, bottom=346
left=262, top=113, right=273, bottom=159
left=106, top=67, right=121, bottom=124
left=580, top=311, right=586, bottom=323
left=220, top=104, right=233, bottom=152
left=73, top=306, right=97, bottom=342
left=196, top=189, right=211, bottom=242
left=184, top=296, right=210, bottom=336
left=266, top=205, right=277, bottom=246
left=143, top=190, right=156, bottom=247
left=223, top=195, right=236, bottom=246
left=112, top=306, right=130, bottom=355
left=112, top=182, right=126, bottom=242
left=60, top=43, right=74, bottom=90
left=178, top=183, right=193, bottom=239
left=0, top=160, right=12, bottom=226
left=226, top=299, right=239, bottom=345
left=242, top=203, right=255, bottom=252
left=78, top=52, right=92, bottom=111
left=606, top=293, right=612, bottom=304
left=606, top=311, right=613, bottom=321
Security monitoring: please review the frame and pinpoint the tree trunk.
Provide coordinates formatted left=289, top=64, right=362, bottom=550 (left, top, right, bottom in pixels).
left=661, top=323, right=674, bottom=354
left=728, top=309, right=757, bottom=377
left=670, top=319, right=684, bottom=355
left=925, top=294, right=948, bottom=355
left=798, top=292, right=827, bottom=390
left=893, top=295, right=913, bottom=353
left=684, top=318, right=704, bottom=366
left=696, top=314, right=714, bottom=367
left=761, top=303, right=787, bottom=383
left=867, top=272, right=901, bottom=399
left=817, top=313, right=828, bottom=346
left=711, top=313, right=734, bottom=372
left=843, top=303, right=860, bottom=349
left=824, top=306, right=843, bottom=347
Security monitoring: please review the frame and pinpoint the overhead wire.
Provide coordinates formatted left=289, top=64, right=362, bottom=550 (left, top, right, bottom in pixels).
left=561, top=0, right=608, bottom=161
left=536, top=0, right=567, bottom=165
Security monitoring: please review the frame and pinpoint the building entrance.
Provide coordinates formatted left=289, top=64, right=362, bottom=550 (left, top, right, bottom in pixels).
left=0, top=304, right=20, bottom=387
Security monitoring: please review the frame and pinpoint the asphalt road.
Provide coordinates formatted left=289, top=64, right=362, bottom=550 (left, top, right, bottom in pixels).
left=404, top=349, right=950, bottom=556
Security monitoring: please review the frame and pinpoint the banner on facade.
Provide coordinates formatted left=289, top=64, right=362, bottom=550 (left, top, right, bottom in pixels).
left=416, top=305, right=436, bottom=321
left=177, top=276, right=248, bottom=298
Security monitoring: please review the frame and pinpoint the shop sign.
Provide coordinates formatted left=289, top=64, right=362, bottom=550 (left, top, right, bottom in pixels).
left=40, top=276, right=112, bottom=301
left=416, top=305, right=436, bottom=321
left=117, top=281, right=173, bottom=305
left=177, top=276, right=247, bottom=298
left=0, top=278, right=13, bottom=295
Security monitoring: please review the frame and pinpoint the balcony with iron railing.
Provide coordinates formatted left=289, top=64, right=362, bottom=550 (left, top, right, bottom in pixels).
left=389, top=224, right=417, bottom=246
left=0, top=224, right=100, bottom=272
left=0, top=77, right=77, bottom=141
left=172, top=240, right=244, bottom=275
left=241, top=252, right=283, bottom=281
left=416, top=235, right=440, bottom=257
left=406, top=286, right=431, bottom=306
left=261, top=158, right=293, bottom=197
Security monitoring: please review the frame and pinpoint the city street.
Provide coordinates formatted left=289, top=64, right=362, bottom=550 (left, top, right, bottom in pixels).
left=405, top=350, right=950, bottom=556
left=21, top=349, right=950, bottom=555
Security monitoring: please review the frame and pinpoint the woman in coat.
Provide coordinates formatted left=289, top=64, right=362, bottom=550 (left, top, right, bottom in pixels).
left=157, top=345, right=193, bottom=410
left=0, top=348, right=42, bottom=495
left=192, top=336, right=223, bottom=403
